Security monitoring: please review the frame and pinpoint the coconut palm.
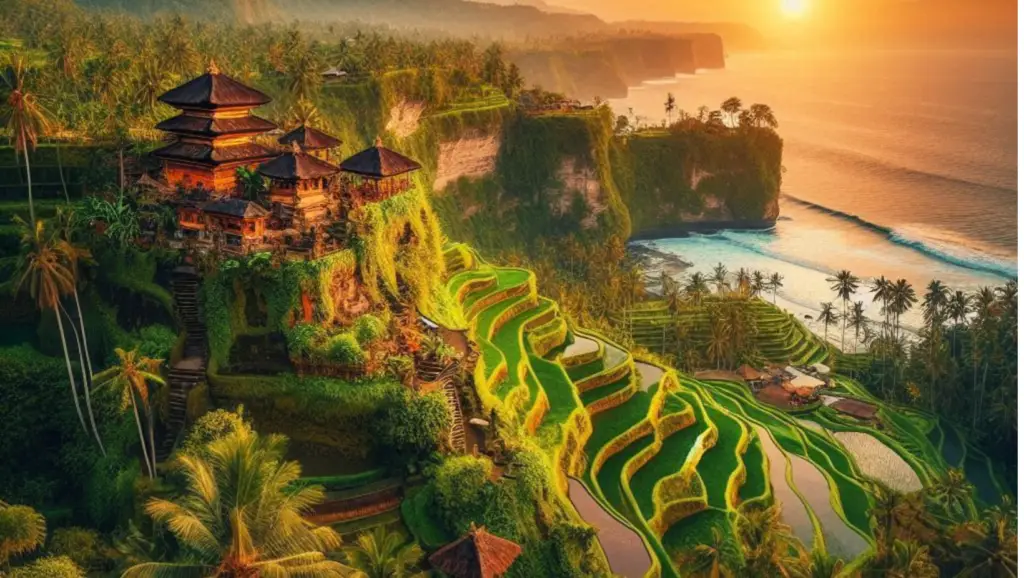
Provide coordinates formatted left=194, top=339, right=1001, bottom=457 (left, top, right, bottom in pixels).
left=750, top=271, right=766, bottom=298
left=122, top=428, right=353, bottom=577
left=712, top=263, right=730, bottom=295
left=0, top=501, right=46, bottom=566
left=94, top=348, right=165, bottom=479
left=733, top=268, right=751, bottom=297
left=2, top=52, right=53, bottom=225
left=685, top=272, right=709, bottom=306
left=953, top=515, right=1018, bottom=578
left=848, top=302, right=868, bottom=355
left=721, top=97, right=743, bottom=127
left=767, top=272, right=783, bottom=304
left=969, top=287, right=998, bottom=431
left=817, top=302, right=838, bottom=345
left=343, top=527, right=424, bottom=578
left=827, top=270, right=860, bottom=352
left=806, top=549, right=844, bottom=578
left=922, top=280, right=950, bottom=330
left=928, top=468, right=975, bottom=520
left=664, top=92, right=677, bottom=125
left=677, top=528, right=735, bottom=578
left=735, top=503, right=805, bottom=576
left=888, top=279, right=918, bottom=340
left=870, top=276, right=893, bottom=333
left=749, top=103, right=778, bottom=129
left=706, top=317, right=731, bottom=370
left=884, top=540, right=939, bottom=578
left=13, top=220, right=96, bottom=446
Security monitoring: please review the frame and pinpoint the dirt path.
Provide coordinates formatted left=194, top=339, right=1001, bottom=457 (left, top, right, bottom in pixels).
left=568, top=478, right=651, bottom=578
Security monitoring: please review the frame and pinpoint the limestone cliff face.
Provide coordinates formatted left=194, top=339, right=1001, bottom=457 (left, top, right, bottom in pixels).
left=550, top=158, right=606, bottom=229
left=386, top=100, right=425, bottom=139
left=433, top=133, right=501, bottom=191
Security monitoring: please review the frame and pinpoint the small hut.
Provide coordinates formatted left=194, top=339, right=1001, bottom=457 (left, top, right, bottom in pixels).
left=278, top=124, right=342, bottom=161
left=258, top=142, right=340, bottom=228
left=339, top=136, right=421, bottom=203
left=428, top=525, right=522, bottom=578
left=737, top=364, right=769, bottom=388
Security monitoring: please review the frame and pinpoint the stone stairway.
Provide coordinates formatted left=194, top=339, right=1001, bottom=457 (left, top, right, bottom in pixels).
left=157, top=266, right=208, bottom=462
left=443, top=377, right=467, bottom=454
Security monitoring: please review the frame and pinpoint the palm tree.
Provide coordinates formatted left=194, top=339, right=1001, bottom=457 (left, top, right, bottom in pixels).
left=685, top=272, right=709, bottom=306
left=343, top=527, right=424, bottom=578
left=884, top=540, right=939, bottom=578
left=922, top=280, right=950, bottom=330
left=735, top=503, right=806, bottom=576
left=123, top=428, right=353, bottom=577
left=817, top=302, right=838, bottom=345
left=2, top=52, right=53, bottom=225
left=750, top=271, right=766, bottom=298
left=953, top=510, right=1018, bottom=578
left=733, top=268, right=751, bottom=297
left=721, top=97, right=743, bottom=127
left=946, top=290, right=971, bottom=355
left=928, top=468, right=975, bottom=520
left=13, top=220, right=94, bottom=446
left=848, top=302, right=868, bottom=355
left=0, top=501, right=46, bottom=566
left=970, top=286, right=997, bottom=431
left=664, top=92, right=677, bottom=125
left=712, top=263, right=730, bottom=295
left=748, top=103, right=778, bottom=129
left=706, top=317, right=731, bottom=370
left=677, top=528, right=734, bottom=577
left=888, top=279, right=918, bottom=341
left=94, top=348, right=165, bottom=479
left=768, top=272, right=783, bottom=304
left=827, top=270, right=860, bottom=352
left=870, top=276, right=893, bottom=334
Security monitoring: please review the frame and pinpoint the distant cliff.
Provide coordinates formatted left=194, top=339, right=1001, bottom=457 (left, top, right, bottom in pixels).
left=509, top=34, right=725, bottom=100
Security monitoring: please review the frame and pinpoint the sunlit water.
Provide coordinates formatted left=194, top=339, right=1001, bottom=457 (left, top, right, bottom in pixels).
left=612, top=49, right=1017, bottom=340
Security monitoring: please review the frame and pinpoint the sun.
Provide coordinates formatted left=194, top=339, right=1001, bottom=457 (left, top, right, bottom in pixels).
left=781, top=0, right=809, bottom=18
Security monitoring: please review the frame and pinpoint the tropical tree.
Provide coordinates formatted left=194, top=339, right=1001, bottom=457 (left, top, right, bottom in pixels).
left=94, top=348, right=165, bottom=479
left=806, top=549, right=844, bottom=578
left=749, top=103, right=778, bottom=129
left=888, top=279, right=918, bottom=341
left=848, top=302, right=868, bottom=355
left=750, top=271, right=766, bottom=298
left=13, top=220, right=102, bottom=449
left=735, top=503, right=806, bottom=576
left=677, top=528, right=735, bottom=578
left=733, top=268, right=751, bottom=297
left=2, top=52, right=53, bottom=225
left=712, top=263, right=730, bottom=295
left=706, top=315, right=730, bottom=370
left=122, top=428, right=353, bottom=577
left=684, top=272, right=709, bottom=306
left=827, top=270, right=860, bottom=352
left=664, top=92, right=677, bottom=125
left=720, top=97, right=742, bottom=127
left=0, top=501, right=46, bottom=566
left=928, top=468, right=975, bottom=521
left=767, top=272, right=783, bottom=304
left=817, top=302, right=838, bottom=345
left=922, top=280, right=950, bottom=330
left=946, top=290, right=970, bottom=355
left=884, top=540, right=939, bottom=578
left=952, top=502, right=1018, bottom=578
left=343, top=527, right=424, bottom=578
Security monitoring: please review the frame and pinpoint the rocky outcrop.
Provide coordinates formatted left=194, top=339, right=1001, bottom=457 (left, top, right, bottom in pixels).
left=551, top=158, right=606, bottom=229
left=433, top=133, right=501, bottom=191
left=386, top=100, right=425, bottom=139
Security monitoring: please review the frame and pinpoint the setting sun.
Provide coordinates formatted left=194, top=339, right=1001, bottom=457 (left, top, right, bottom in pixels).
left=781, top=0, right=809, bottom=18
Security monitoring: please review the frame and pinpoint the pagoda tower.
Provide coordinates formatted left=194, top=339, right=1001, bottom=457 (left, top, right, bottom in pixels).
left=154, top=60, right=277, bottom=194
left=258, top=141, right=340, bottom=228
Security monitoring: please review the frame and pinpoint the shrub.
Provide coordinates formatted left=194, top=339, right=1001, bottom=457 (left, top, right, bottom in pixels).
left=374, top=389, right=451, bottom=468
left=431, top=455, right=495, bottom=533
left=133, top=324, right=177, bottom=360
left=9, top=556, right=85, bottom=578
left=286, top=323, right=326, bottom=360
left=326, top=332, right=366, bottom=365
left=47, top=527, right=104, bottom=570
left=0, top=502, right=46, bottom=565
left=180, top=406, right=251, bottom=457
left=353, top=314, right=387, bottom=345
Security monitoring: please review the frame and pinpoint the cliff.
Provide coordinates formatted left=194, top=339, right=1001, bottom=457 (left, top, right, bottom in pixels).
left=509, top=34, right=726, bottom=100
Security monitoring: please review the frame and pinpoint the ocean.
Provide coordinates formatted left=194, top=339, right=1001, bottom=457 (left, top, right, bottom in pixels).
left=610, top=49, right=1017, bottom=339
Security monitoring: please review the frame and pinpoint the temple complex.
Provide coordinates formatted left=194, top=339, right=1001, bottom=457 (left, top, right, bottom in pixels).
left=153, top=61, right=276, bottom=193
left=150, top=68, right=422, bottom=259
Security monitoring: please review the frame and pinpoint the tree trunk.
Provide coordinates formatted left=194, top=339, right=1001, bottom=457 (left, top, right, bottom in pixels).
left=23, top=144, right=35, bottom=225
left=131, top=393, right=155, bottom=479
left=56, top=141, right=69, bottom=203
left=59, top=302, right=105, bottom=455
left=147, top=398, right=157, bottom=475
left=55, top=308, right=88, bottom=436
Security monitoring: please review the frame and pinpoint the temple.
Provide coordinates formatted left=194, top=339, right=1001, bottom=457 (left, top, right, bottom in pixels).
left=153, top=61, right=276, bottom=193
left=149, top=68, right=422, bottom=259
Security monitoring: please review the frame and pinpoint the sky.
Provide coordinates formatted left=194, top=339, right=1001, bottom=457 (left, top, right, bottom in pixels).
left=544, top=0, right=1017, bottom=45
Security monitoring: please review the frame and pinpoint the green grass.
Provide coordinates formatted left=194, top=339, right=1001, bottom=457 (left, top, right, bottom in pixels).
left=401, top=485, right=451, bottom=549
left=662, top=508, right=740, bottom=566
left=566, top=356, right=606, bottom=382
left=531, top=353, right=582, bottom=442
left=579, top=374, right=632, bottom=407
left=596, top=434, right=656, bottom=524
left=738, top=435, right=768, bottom=503
left=584, top=389, right=659, bottom=463
left=492, top=302, right=552, bottom=400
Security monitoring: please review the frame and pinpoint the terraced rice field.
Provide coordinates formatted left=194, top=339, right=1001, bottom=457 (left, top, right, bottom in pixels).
left=440, top=244, right=1011, bottom=576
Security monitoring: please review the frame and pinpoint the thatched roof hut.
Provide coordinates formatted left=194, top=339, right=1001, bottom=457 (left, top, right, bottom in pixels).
left=428, top=525, right=522, bottom=578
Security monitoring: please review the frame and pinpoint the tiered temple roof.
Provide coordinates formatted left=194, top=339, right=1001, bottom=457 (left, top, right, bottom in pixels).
left=340, top=136, right=422, bottom=178
left=259, top=144, right=341, bottom=181
left=278, top=125, right=343, bottom=152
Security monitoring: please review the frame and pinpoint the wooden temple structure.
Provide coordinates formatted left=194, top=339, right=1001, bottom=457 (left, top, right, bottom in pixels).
left=154, top=61, right=276, bottom=193
left=428, top=524, right=522, bottom=578
left=150, top=67, right=422, bottom=258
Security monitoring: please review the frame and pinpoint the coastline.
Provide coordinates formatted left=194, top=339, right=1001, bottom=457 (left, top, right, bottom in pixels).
left=629, top=219, right=777, bottom=241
